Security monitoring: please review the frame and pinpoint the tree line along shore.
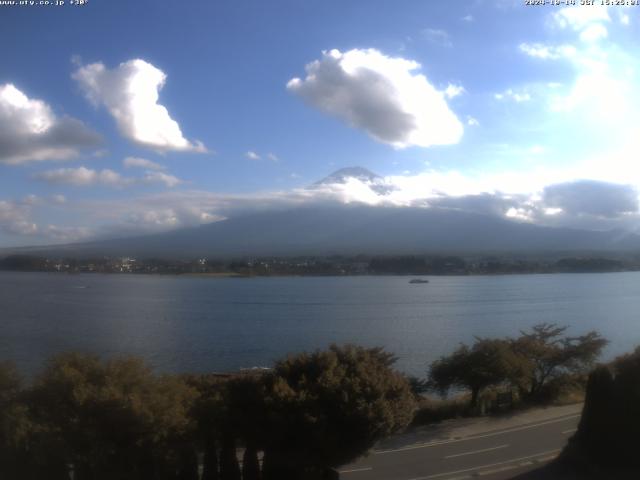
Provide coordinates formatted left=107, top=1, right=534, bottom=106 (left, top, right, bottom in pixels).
left=2, top=253, right=640, bottom=276
left=2, top=323, right=639, bottom=479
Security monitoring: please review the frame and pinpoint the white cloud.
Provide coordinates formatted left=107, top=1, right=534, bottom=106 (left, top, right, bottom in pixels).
left=69, top=192, right=235, bottom=237
left=36, top=163, right=185, bottom=189
left=494, top=89, right=531, bottom=103
left=5, top=221, right=38, bottom=235
left=130, top=166, right=640, bottom=230
left=0, top=200, right=38, bottom=235
left=0, top=83, right=101, bottom=165
left=552, top=5, right=610, bottom=30
left=462, top=15, right=474, bottom=22
left=52, top=194, right=67, bottom=204
left=16, top=151, right=640, bottom=244
left=620, top=12, right=630, bottom=26
left=246, top=151, right=279, bottom=162
left=519, top=43, right=576, bottom=60
left=41, top=224, right=94, bottom=243
left=0, top=195, right=96, bottom=243
left=287, top=48, right=464, bottom=149
left=444, top=83, right=466, bottom=99
left=467, top=116, right=479, bottom=126
left=35, top=166, right=132, bottom=188
left=422, top=28, right=453, bottom=47
left=35, top=165, right=183, bottom=189
left=580, top=23, right=608, bottom=42
left=551, top=5, right=613, bottom=44
left=73, top=59, right=206, bottom=152
left=548, top=50, right=634, bottom=123
left=544, top=207, right=563, bottom=216
left=142, top=171, right=183, bottom=188
left=519, top=6, right=640, bottom=131
left=123, top=156, right=165, bottom=170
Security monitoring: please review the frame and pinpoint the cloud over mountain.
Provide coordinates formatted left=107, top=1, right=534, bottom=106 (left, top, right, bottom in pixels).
left=0, top=84, right=101, bottom=165
left=543, top=180, right=638, bottom=218
left=7, top=164, right=640, bottom=246
left=0, top=199, right=37, bottom=235
left=73, top=59, right=207, bottom=153
left=287, top=48, right=463, bottom=149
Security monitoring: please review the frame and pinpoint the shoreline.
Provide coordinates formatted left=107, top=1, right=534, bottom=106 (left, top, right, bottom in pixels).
left=1, top=269, right=639, bottom=278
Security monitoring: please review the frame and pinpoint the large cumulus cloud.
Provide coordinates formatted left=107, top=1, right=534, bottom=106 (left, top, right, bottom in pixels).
left=73, top=59, right=206, bottom=153
left=0, top=84, right=101, bottom=165
left=287, top=49, right=463, bottom=149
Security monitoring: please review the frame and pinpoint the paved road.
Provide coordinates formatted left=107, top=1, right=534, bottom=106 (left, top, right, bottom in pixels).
left=339, top=412, right=580, bottom=480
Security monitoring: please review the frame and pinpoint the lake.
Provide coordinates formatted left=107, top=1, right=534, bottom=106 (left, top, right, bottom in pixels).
left=2, top=271, right=640, bottom=378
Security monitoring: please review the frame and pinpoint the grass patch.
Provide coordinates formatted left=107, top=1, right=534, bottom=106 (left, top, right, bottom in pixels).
left=411, top=376, right=586, bottom=426
left=411, top=394, right=471, bottom=426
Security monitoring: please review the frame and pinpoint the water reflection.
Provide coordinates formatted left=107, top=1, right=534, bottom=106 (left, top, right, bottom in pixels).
left=1, top=271, right=639, bottom=377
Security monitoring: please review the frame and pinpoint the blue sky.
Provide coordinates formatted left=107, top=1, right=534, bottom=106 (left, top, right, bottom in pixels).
left=1, top=0, right=639, bottom=247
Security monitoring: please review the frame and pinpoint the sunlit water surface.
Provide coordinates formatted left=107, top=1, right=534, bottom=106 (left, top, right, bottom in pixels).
left=2, top=271, right=640, bottom=377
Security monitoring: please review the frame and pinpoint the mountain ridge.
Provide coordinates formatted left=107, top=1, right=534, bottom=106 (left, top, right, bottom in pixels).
left=3, top=168, right=640, bottom=259
left=5, top=204, right=640, bottom=259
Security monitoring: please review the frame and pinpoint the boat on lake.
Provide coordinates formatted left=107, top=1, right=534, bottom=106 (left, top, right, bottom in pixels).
left=409, top=279, right=429, bottom=284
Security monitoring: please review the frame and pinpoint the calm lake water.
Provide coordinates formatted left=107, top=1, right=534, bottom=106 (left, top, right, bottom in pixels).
left=2, top=271, right=640, bottom=378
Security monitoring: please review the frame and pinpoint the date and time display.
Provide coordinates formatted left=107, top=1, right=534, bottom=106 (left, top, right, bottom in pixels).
left=1, top=0, right=637, bottom=8
left=525, top=0, right=638, bottom=5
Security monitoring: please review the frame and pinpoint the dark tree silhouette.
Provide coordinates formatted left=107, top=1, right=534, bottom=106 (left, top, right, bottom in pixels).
left=511, top=324, right=607, bottom=399
left=563, top=348, right=640, bottom=475
left=263, top=344, right=416, bottom=478
left=428, top=338, right=515, bottom=408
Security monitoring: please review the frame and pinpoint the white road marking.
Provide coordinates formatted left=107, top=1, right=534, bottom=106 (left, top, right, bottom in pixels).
left=374, top=414, right=579, bottom=455
left=339, top=466, right=373, bottom=474
left=561, top=428, right=577, bottom=435
left=444, top=444, right=509, bottom=459
left=406, top=448, right=561, bottom=480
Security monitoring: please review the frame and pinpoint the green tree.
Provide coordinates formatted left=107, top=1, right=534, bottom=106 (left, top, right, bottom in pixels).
left=428, top=338, right=515, bottom=408
left=28, top=352, right=198, bottom=480
left=0, top=362, right=37, bottom=479
left=262, top=344, right=416, bottom=479
left=511, top=323, right=607, bottom=399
